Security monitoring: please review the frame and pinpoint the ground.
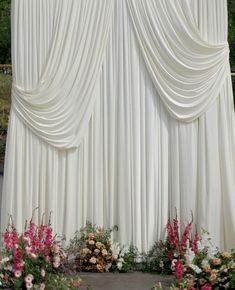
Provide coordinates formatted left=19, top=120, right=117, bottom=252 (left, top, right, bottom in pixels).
left=78, top=272, right=172, bottom=290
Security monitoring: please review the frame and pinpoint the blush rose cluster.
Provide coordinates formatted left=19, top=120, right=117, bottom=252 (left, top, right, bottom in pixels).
left=74, top=225, right=115, bottom=272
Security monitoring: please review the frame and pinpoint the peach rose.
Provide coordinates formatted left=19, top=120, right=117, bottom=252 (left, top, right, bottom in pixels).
left=82, top=247, right=90, bottom=254
left=88, top=233, right=95, bottom=239
left=40, top=283, right=45, bottom=290
left=52, top=243, right=60, bottom=254
left=96, top=242, right=103, bottom=249
left=222, top=251, right=231, bottom=259
left=209, top=272, right=217, bottom=283
left=97, top=264, right=103, bottom=271
left=94, top=249, right=100, bottom=255
left=212, top=258, right=221, bottom=265
left=203, top=265, right=211, bottom=272
left=102, top=249, right=108, bottom=256
left=53, top=261, right=60, bottom=268
left=89, top=257, right=97, bottom=264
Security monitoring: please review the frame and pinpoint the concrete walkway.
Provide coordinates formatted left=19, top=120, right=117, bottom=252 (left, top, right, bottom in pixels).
left=78, top=272, right=173, bottom=290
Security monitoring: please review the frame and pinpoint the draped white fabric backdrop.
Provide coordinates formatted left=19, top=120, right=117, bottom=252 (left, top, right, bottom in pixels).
left=1, top=0, right=235, bottom=251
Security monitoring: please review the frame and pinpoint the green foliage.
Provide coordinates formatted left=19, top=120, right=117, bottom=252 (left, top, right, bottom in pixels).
left=0, top=72, right=11, bottom=100
left=111, top=245, right=139, bottom=273
left=0, top=0, right=11, bottom=64
left=119, top=245, right=139, bottom=272
left=151, top=282, right=164, bottom=290
left=0, top=72, right=11, bottom=158
left=144, top=239, right=172, bottom=274
left=228, top=0, right=235, bottom=72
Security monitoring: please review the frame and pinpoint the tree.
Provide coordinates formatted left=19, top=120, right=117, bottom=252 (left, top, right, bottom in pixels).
left=0, top=0, right=11, bottom=64
left=228, top=0, right=235, bottom=71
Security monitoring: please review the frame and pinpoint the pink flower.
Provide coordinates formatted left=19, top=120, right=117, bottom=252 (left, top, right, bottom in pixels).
left=52, top=242, right=60, bottom=254
left=41, top=269, right=46, bottom=277
left=201, top=283, right=212, bottom=290
left=30, top=253, right=37, bottom=259
left=4, top=229, right=12, bottom=249
left=53, top=256, right=61, bottom=268
left=38, top=224, right=46, bottom=240
left=13, top=248, right=23, bottom=271
left=54, top=255, right=61, bottom=263
left=40, top=283, right=46, bottom=289
left=174, top=260, right=184, bottom=280
left=25, top=274, right=34, bottom=283
left=23, top=236, right=31, bottom=245
left=14, top=270, right=22, bottom=278
left=190, top=231, right=200, bottom=253
left=166, top=222, right=174, bottom=245
left=181, top=223, right=191, bottom=250
left=45, top=255, right=50, bottom=261
left=173, top=217, right=179, bottom=240
left=25, top=246, right=32, bottom=255
left=53, top=261, right=60, bottom=268
left=44, top=226, right=53, bottom=255
left=26, top=282, right=33, bottom=289
left=25, top=222, right=36, bottom=239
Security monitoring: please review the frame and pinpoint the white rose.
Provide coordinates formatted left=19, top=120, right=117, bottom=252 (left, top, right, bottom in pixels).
left=117, top=261, right=123, bottom=270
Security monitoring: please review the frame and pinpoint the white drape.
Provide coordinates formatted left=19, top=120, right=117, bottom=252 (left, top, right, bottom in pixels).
left=1, top=0, right=235, bottom=251
left=11, top=0, right=113, bottom=148
left=127, top=0, right=230, bottom=121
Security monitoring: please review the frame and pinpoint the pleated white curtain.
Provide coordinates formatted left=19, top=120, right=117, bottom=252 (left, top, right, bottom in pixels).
left=11, top=0, right=113, bottom=148
left=1, top=0, right=235, bottom=251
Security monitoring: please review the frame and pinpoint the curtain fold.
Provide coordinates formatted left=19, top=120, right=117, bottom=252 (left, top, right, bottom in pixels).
left=1, top=0, right=235, bottom=252
left=126, top=0, right=230, bottom=121
left=11, top=0, right=114, bottom=149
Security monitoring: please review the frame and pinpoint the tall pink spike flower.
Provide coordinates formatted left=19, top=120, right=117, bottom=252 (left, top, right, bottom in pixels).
left=174, top=259, right=184, bottom=280
left=4, top=229, right=12, bottom=249
left=11, top=230, right=19, bottom=248
left=13, top=248, right=22, bottom=271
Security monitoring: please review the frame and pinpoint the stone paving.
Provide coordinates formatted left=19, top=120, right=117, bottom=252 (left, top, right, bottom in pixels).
left=78, top=272, right=173, bottom=290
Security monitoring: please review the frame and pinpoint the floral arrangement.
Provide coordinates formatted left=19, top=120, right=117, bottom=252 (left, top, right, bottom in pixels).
left=68, top=222, right=116, bottom=273
left=111, top=244, right=139, bottom=273
left=146, top=213, right=200, bottom=275
left=170, top=231, right=235, bottom=290
left=0, top=214, right=82, bottom=289
left=68, top=222, right=139, bottom=273
left=151, top=216, right=235, bottom=290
